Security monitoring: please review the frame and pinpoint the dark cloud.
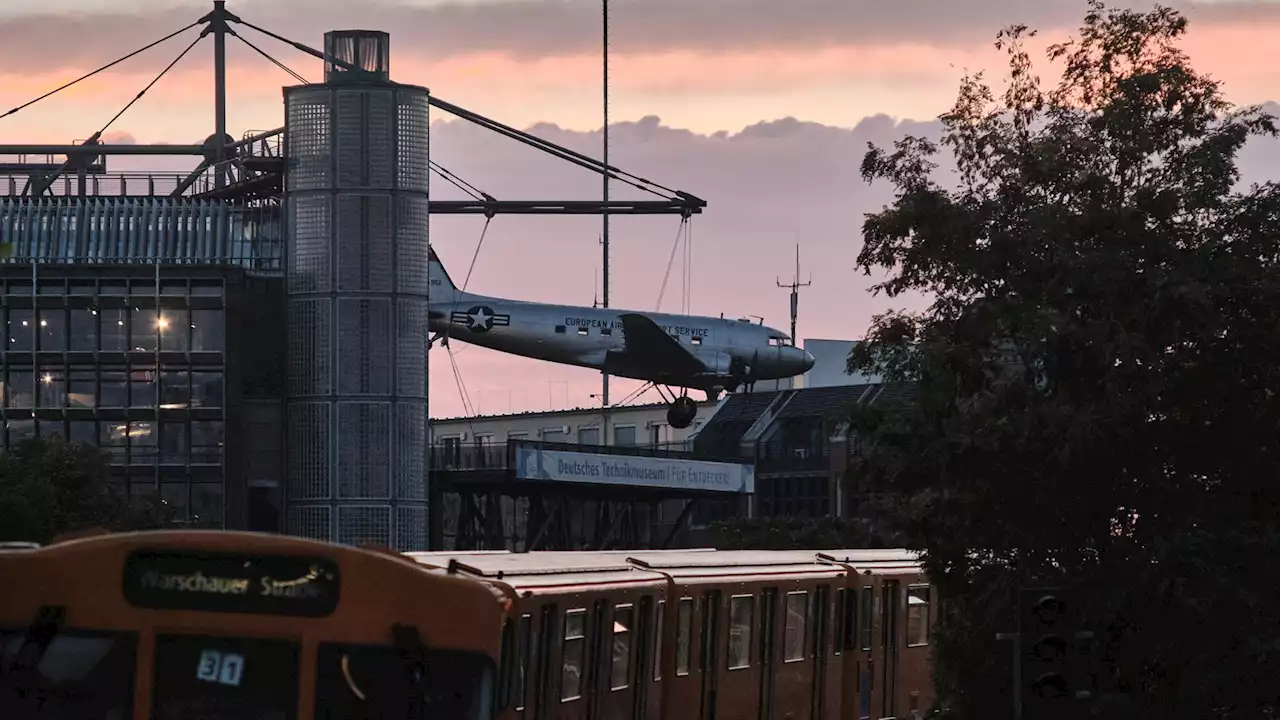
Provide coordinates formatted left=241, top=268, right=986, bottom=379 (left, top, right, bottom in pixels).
left=1, top=0, right=1275, bottom=73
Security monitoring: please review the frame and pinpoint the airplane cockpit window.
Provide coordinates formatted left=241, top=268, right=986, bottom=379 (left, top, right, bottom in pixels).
left=768, top=336, right=791, bottom=347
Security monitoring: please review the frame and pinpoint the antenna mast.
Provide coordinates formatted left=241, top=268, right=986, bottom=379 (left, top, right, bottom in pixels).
left=600, top=0, right=611, bottom=408
left=776, top=244, right=812, bottom=344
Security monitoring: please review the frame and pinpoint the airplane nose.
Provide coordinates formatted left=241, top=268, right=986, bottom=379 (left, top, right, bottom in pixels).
left=801, top=349, right=815, bottom=372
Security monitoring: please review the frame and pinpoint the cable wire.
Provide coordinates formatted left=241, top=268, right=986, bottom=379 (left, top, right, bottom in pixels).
left=655, top=217, right=689, bottom=311
left=0, top=20, right=201, bottom=122
left=430, top=163, right=487, bottom=202
left=234, top=33, right=309, bottom=85
left=97, top=34, right=204, bottom=137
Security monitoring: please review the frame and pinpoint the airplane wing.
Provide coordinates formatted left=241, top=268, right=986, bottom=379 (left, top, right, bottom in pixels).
left=617, top=313, right=707, bottom=376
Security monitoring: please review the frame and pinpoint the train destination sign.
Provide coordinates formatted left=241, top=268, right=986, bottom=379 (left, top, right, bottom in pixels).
left=122, top=549, right=341, bottom=617
left=513, top=445, right=755, bottom=494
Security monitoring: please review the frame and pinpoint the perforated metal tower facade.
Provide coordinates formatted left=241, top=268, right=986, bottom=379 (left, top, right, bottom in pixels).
left=282, top=31, right=431, bottom=550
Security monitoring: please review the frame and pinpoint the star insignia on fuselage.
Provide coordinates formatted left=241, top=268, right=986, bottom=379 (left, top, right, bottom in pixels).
left=449, top=305, right=510, bottom=333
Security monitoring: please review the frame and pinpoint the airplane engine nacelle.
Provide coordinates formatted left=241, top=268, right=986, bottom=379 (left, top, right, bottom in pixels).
left=692, top=349, right=734, bottom=377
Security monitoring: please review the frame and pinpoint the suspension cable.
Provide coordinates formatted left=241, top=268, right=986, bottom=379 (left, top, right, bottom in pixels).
left=230, top=17, right=684, bottom=204
left=430, top=163, right=488, bottom=202
left=438, top=216, right=495, bottom=356
left=235, top=33, right=309, bottom=85
left=655, top=217, right=689, bottom=311
left=683, top=217, right=693, bottom=314
left=97, top=35, right=204, bottom=137
left=0, top=20, right=201, bottom=122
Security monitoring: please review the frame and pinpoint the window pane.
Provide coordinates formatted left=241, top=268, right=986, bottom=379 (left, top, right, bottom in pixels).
left=132, top=308, right=158, bottom=351
left=68, top=368, right=96, bottom=408
left=6, top=367, right=33, bottom=408
left=161, top=422, right=188, bottom=464
left=191, top=309, right=224, bottom=352
left=38, top=308, right=66, bottom=351
left=69, top=420, right=96, bottom=445
left=191, top=483, right=224, bottom=527
left=611, top=605, right=632, bottom=690
left=69, top=308, right=99, bottom=351
left=160, top=369, right=191, bottom=407
left=161, top=483, right=189, bottom=520
left=8, top=308, right=33, bottom=351
left=653, top=601, right=664, bottom=681
left=784, top=591, right=807, bottom=662
left=515, top=614, right=531, bottom=710
left=38, top=420, right=65, bottom=439
left=159, top=309, right=189, bottom=352
left=101, top=421, right=128, bottom=461
left=101, top=308, right=128, bottom=351
left=728, top=595, right=753, bottom=669
left=907, top=587, right=930, bottom=647
left=562, top=610, right=586, bottom=701
left=0, top=629, right=136, bottom=719
left=100, top=369, right=127, bottom=407
left=192, top=421, right=224, bottom=464
left=130, top=420, right=157, bottom=463
left=191, top=371, right=224, bottom=408
left=37, top=368, right=66, bottom=407
left=7, top=418, right=35, bottom=447
left=860, top=587, right=873, bottom=651
left=614, top=425, right=636, bottom=447
left=676, top=598, right=692, bottom=676
left=150, top=634, right=298, bottom=720
left=130, top=368, right=156, bottom=407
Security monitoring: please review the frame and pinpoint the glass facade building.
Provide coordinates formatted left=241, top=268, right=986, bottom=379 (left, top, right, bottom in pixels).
left=0, top=197, right=286, bottom=531
left=1, top=270, right=229, bottom=523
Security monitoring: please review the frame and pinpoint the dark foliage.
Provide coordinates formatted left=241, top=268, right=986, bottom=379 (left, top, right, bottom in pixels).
left=707, top=515, right=904, bottom=550
left=0, top=437, right=175, bottom=544
left=847, top=2, right=1280, bottom=718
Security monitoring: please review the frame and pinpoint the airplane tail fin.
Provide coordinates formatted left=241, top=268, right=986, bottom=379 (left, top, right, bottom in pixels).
left=428, top=246, right=462, bottom=304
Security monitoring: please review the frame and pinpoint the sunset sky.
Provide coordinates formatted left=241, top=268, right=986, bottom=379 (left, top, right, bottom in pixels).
left=3, top=0, right=1279, bottom=418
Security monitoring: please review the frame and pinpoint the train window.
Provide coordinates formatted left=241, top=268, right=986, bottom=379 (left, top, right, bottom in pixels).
left=842, top=587, right=857, bottom=651
left=859, top=587, right=873, bottom=651
left=907, top=586, right=930, bottom=647
left=561, top=609, right=586, bottom=701
left=152, top=633, right=299, bottom=720
left=516, top=614, right=532, bottom=710
left=653, top=600, right=664, bottom=681
left=315, top=641, right=495, bottom=720
left=833, top=588, right=845, bottom=656
left=611, top=604, right=633, bottom=690
left=783, top=591, right=808, bottom=663
left=675, top=597, right=693, bottom=676
left=0, top=628, right=137, bottom=719
left=728, top=594, right=754, bottom=670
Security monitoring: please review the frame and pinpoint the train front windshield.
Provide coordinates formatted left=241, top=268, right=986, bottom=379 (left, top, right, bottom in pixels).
left=0, top=629, right=137, bottom=720
left=315, top=642, right=495, bottom=720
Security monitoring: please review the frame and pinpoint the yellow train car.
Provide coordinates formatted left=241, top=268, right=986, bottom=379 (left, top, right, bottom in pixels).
left=0, top=530, right=510, bottom=720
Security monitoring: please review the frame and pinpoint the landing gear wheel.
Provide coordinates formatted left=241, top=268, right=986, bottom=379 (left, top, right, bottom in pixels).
left=667, top=396, right=698, bottom=429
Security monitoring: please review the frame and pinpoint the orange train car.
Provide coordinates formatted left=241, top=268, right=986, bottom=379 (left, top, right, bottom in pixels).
left=410, top=547, right=937, bottom=720
left=0, top=531, right=509, bottom=720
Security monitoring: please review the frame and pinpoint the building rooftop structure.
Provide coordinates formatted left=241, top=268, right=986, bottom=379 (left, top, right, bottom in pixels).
left=0, top=2, right=711, bottom=551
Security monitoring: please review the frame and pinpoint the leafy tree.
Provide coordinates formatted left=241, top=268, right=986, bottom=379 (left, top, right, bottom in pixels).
left=848, top=2, right=1280, bottom=718
left=0, top=437, right=175, bottom=544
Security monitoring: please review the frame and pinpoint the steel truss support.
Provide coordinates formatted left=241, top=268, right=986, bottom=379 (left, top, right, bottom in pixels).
left=438, top=488, right=663, bottom=552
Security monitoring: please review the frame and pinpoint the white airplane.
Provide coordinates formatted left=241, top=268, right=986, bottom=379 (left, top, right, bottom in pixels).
left=426, top=249, right=815, bottom=429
